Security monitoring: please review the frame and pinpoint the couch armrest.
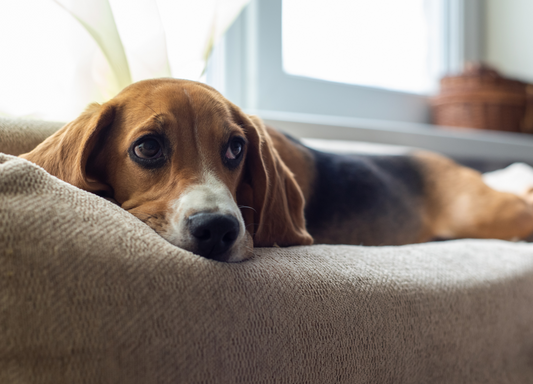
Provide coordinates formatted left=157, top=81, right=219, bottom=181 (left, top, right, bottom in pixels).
left=0, top=117, right=63, bottom=156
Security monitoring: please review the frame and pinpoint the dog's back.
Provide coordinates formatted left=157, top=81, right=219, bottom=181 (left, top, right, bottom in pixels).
left=272, top=130, right=533, bottom=246
left=305, top=149, right=426, bottom=245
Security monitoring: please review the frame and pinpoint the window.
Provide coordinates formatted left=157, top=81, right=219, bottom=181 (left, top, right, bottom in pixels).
left=282, top=0, right=436, bottom=94
left=217, top=0, right=484, bottom=123
left=210, top=0, right=533, bottom=163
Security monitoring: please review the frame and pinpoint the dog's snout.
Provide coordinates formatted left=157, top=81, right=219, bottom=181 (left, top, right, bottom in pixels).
left=188, top=213, right=240, bottom=260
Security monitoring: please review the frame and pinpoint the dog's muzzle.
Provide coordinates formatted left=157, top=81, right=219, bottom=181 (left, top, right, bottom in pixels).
left=187, top=212, right=240, bottom=261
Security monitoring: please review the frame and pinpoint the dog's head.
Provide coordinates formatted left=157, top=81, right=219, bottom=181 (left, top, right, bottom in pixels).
left=22, top=79, right=313, bottom=262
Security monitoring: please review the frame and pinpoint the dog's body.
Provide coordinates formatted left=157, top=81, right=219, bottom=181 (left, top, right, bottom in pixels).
left=21, top=79, right=533, bottom=261
left=271, top=129, right=533, bottom=245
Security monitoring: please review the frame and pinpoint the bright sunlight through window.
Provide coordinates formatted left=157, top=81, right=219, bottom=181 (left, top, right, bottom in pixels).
left=283, top=0, right=435, bottom=94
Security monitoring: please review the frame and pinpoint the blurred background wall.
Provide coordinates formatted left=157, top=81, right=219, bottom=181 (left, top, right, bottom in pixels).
left=485, top=0, right=533, bottom=83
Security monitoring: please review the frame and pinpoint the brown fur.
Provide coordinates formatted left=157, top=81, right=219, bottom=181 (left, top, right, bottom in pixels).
left=236, top=115, right=312, bottom=247
left=414, top=151, right=533, bottom=241
left=21, top=79, right=312, bottom=251
left=265, top=126, right=315, bottom=202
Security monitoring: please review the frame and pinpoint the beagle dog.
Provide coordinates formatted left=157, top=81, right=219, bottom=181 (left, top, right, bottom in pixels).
left=21, top=78, right=533, bottom=262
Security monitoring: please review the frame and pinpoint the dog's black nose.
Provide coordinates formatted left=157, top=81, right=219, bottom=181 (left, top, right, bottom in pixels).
left=188, top=213, right=240, bottom=261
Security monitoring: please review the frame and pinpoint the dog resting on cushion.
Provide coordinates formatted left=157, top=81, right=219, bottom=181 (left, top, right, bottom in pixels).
left=20, top=79, right=533, bottom=262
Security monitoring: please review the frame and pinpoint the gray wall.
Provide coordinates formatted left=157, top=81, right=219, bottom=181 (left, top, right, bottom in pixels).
left=485, top=0, right=533, bottom=82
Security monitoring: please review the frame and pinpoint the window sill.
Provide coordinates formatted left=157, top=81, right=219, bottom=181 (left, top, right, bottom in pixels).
left=250, top=109, right=533, bottom=163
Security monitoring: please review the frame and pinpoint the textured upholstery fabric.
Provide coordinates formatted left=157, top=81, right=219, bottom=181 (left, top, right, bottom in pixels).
left=2, top=120, right=533, bottom=383
left=0, top=117, right=63, bottom=156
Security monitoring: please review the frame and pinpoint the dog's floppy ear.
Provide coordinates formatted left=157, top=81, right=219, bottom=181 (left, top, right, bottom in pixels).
left=20, top=102, right=115, bottom=194
left=236, top=113, right=313, bottom=247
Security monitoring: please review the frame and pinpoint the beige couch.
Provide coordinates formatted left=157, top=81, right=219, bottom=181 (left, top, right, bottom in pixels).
left=2, top=117, right=533, bottom=383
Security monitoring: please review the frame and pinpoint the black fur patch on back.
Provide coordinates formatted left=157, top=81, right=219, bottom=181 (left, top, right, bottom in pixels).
left=304, top=149, right=425, bottom=245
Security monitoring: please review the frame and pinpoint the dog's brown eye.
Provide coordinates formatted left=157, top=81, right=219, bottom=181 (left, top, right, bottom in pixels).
left=225, top=139, right=243, bottom=160
left=222, top=136, right=245, bottom=170
left=134, top=138, right=162, bottom=159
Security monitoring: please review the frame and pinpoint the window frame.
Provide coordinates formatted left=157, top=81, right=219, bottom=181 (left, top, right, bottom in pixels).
left=206, top=0, right=533, bottom=163
left=218, top=0, right=484, bottom=122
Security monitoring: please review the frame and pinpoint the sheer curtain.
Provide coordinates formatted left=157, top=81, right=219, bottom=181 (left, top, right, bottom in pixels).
left=0, top=0, right=249, bottom=121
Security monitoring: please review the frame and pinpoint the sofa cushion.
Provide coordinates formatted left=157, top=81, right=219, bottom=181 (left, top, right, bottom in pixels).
left=2, top=153, right=533, bottom=383
left=0, top=117, right=63, bottom=156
